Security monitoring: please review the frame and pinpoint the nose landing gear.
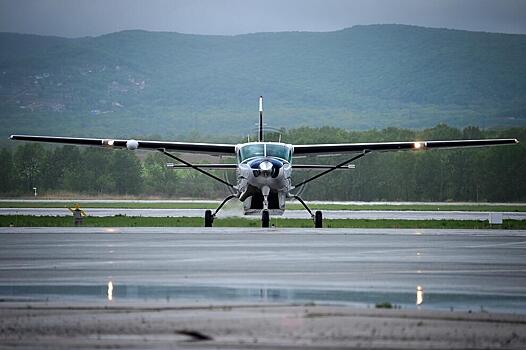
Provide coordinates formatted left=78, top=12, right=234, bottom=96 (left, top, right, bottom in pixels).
left=261, top=210, right=270, bottom=228
left=260, top=185, right=271, bottom=228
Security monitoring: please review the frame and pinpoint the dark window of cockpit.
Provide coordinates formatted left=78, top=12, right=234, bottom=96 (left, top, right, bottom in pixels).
left=239, top=144, right=264, bottom=162
left=265, top=144, right=291, bottom=162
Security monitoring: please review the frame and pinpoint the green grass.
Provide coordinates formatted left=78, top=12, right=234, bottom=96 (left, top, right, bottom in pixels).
left=375, top=302, right=394, bottom=309
left=1, top=201, right=525, bottom=212
left=288, top=204, right=526, bottom=212
left=1, top=216, right=525, bottom=229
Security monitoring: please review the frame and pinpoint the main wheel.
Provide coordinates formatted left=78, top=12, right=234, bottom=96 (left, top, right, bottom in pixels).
left=314, top=210, right=323, bottom=228
left=204, top=210, right=213, bottom=227
left=261, top=210, right=270, bottom=228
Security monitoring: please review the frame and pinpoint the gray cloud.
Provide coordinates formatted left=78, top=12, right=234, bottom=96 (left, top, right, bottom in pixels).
left=1, top=0, right=525, bottom=37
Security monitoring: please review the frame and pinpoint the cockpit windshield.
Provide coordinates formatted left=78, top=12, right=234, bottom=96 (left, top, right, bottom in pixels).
left=239, top=144, right=264, bottom=162
left=266, top=143, right=291, bottom=162
left=238, top=143, right=292, bottom=163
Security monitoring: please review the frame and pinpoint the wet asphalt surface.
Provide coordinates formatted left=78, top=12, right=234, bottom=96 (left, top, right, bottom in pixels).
left=0, top=227, right=525, bottom=313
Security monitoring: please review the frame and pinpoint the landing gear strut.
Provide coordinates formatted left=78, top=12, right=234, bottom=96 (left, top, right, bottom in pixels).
left=291, top=195, right=323, bottom=228
left=203, top=194, right=237, bottom=227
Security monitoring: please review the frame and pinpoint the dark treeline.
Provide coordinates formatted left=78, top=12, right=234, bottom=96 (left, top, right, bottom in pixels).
left=1, top=125, right=525, bottom=202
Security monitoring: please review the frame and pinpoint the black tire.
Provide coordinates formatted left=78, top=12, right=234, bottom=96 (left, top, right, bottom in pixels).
left=204, top=210, right=213, bottom=227
left=314, top=210, right=323, bottom=228
left=261, top=210, right=270, bottom=228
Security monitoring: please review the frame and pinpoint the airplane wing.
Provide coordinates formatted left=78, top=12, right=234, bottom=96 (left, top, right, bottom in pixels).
left=293, top=138, right=519, bottom=156
left=9, top=135, right=236, bottom=156
left=167, top=163, right=237, bottom=169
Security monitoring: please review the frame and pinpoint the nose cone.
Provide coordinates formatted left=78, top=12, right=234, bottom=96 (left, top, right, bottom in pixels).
left=259, top=161, right=273, bottom=172
left=249, top=159, right=284, bottom=178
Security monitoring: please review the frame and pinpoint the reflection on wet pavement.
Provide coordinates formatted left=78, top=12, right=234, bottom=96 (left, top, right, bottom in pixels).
left=1, top=284, right=526, bottom=313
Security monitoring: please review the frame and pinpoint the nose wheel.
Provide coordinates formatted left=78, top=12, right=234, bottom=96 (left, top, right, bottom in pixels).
left=262, top=210, right=270, bottom=228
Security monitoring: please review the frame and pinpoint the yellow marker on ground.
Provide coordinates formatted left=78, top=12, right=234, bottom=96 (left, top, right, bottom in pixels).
left=67, top=203, right=86, bottom=226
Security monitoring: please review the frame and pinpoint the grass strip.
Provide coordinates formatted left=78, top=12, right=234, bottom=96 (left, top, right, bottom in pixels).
left=1, top=216, right=524, bottom=229
left=290, top=204, right=526, bottom=212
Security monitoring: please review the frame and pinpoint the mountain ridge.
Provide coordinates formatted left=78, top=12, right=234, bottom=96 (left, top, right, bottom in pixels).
left=1, top=24, right=525, bottom=140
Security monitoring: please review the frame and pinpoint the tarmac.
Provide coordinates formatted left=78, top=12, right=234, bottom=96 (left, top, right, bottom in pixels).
left=1, top=227, right=525, bottom=311
left=1, top=227, right=526, bottom=349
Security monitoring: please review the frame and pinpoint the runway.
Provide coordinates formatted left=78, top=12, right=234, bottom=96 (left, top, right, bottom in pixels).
left=1, top=227, right=525, bottom=313
left=2, top=207, right=525, bottom=220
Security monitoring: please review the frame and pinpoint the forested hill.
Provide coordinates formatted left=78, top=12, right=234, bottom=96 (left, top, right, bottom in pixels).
left=1, top=25, right=525, bottom=140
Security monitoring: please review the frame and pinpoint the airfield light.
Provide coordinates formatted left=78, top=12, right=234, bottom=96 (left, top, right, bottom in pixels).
left=416, top=285, right=424, bottom=305
left=107, top=281, right=113, bottom=301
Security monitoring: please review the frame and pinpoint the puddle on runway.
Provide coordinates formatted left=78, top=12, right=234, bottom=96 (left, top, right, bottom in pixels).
left=1, top=284, right=525, bottom=314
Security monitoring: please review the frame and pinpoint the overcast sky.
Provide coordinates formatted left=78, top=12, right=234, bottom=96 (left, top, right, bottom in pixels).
left=1, top=0, right=525, bottom=37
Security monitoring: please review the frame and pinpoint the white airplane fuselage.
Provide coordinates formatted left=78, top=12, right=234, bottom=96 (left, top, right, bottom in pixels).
left=235, top=142, right=294, bottom=215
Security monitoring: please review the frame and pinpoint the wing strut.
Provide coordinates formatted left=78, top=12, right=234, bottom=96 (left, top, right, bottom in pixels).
left=292, top=150, right=370, bottom=188
left=158, top=149, right=235, bottom=189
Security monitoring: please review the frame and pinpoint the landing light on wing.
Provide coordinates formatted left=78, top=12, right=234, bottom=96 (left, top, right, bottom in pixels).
left=413, top=141, right=426, bottom=150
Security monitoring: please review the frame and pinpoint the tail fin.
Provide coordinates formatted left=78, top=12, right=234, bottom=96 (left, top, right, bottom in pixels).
left=258, top=96, right=263, bottom=142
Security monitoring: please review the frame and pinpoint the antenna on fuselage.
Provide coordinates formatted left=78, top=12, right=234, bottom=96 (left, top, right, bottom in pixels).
left=258, top=96, right=264, bottom=142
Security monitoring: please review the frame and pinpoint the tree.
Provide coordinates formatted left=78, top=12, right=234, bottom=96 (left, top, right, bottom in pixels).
left=111, top=150, right=143, bottom=195
left=14, top=144, right=45, bottom=194
left=0, top=148, right=15, bottom=194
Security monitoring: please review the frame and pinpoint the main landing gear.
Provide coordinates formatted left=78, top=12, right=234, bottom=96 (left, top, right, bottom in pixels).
left=314, top=210, right=323, bottom=228
left=204, top=194, right=237, bottom=227
left=203, top=189, right=323, bottom=228
left=292, top=194, right=323, bottom=228
left=205, top=194, right=323, bottom=228
left=204, top=195, right=272, bottom=228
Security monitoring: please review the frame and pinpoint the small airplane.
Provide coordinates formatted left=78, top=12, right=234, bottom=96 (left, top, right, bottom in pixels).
left=11, top=96, right=519, bottom=227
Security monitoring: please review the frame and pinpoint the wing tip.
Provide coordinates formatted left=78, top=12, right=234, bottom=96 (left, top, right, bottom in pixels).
left=515, top=138, right=520, bottom=144
left=9, top=135, right=15, bottom=140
